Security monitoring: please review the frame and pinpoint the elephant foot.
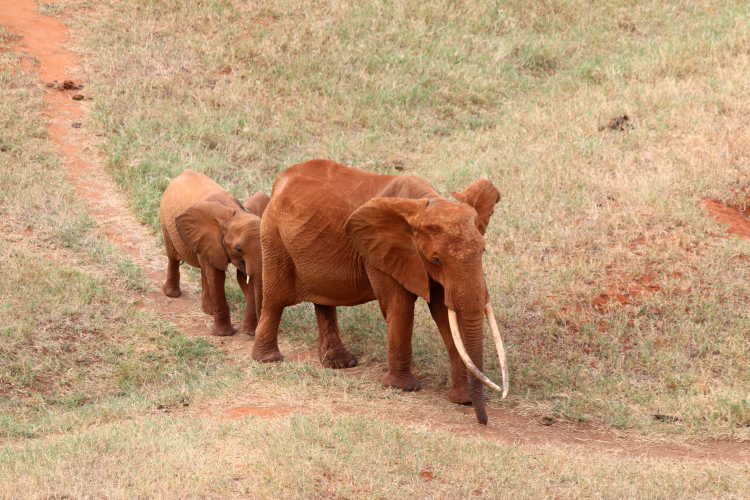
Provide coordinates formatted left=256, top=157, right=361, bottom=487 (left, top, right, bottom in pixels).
left=448, top=386, right=472, bottom=405
left=252, top=346, right=284, bottom=363
left=382, top=372, right=421, bottom=392
left=238, top=326, right=256, bottom=337
left=319, top=346, right=358, bottom=369
left=162, top=284, right=181, bottom=298
left=211, top=322, right=237, bottom=337
left=239, top=318, right=257, bottom=337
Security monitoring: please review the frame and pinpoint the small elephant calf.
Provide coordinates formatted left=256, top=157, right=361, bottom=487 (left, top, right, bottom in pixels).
left=159, top=170, right=269, bottom=336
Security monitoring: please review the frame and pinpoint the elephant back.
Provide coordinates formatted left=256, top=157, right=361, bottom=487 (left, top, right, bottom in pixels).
left=160, top=170, right=227, bottom=267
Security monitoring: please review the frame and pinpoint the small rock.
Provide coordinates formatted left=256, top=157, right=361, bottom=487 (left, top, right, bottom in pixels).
left=599, top=114, right=632, bottom=132
left=71, top=122, right=82, bottom=128
left=58, top=80, right=81, bottom=91
left=72, top=94, right=84, bottom=101
left=0, top=145, right=8, bottom=152
left=541, top=416, right=555, bottom=426
left=46, top=82, right=55, bottom=88
left=419, top=470, right=434, bottom=481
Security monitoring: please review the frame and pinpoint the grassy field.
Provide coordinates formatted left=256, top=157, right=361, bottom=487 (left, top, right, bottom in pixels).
left=2, top=0, right=750, bottom=497
left=52, top=0, right=750, bottom=438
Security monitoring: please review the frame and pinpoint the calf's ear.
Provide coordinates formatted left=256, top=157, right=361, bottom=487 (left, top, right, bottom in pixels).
left=176, top=201, right=235, bottom=270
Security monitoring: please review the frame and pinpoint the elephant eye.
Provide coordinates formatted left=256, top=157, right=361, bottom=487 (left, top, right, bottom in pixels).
left=234, top=247, right=243, bottom=254
left=431, top=256, right=441, bottom=264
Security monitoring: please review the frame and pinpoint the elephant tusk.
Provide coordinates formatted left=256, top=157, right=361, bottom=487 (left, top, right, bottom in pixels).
left=485, top=303, right=509, bottom=399
left=246, top=273, right=250, bottom=285
left=447, top=309, right=503, bottom=393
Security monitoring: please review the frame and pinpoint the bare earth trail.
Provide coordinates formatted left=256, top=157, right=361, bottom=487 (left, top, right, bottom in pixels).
left=2, top=0, right=749, bottom=464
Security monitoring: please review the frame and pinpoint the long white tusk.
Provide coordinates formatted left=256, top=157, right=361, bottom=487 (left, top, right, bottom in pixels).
left=485, top=303, right=509, bottom=399
left=246, top=273, right=250, bottom=285
left=447, top=309, right=503, bottom=393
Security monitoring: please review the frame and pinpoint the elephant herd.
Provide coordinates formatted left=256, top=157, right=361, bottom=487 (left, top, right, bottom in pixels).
left=159, top=159, right=508, bottom=425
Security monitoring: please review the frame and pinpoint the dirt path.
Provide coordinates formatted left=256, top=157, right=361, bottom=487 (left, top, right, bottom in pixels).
left=2, top=0, right=748, bottom=465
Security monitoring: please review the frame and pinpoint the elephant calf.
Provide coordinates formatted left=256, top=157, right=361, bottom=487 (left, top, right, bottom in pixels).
left=159, top=170, right=269, bottom=336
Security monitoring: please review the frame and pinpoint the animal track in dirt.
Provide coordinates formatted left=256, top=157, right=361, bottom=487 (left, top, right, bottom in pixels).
left=0, top=0, right=253, bottom=353
left=2, top=0, right=749, bottom=464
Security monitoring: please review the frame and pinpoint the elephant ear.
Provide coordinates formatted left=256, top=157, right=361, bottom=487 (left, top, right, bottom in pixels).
left=175, top=201, right=235, bottom=270
left=345, top=197, right=430, bottom=301
left=451, top=179, right=501, bottom=235
left=243, top=192, right=270, bottom=217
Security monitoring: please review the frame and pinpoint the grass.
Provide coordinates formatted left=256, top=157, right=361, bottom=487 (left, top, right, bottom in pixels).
left=53, top=0, right=750, bottom=438
left=2, top=412, right=750, bottom=499
left=3, top=0, right=750, bottom=495
left=0, top=30, right=238, bottom=440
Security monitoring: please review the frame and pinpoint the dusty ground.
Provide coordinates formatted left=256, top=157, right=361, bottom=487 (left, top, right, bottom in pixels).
left=2, top=0, right=749, bottom=486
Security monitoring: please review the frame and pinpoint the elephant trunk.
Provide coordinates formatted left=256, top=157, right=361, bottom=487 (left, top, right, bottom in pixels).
left=447, top=306, right=508, bottom=425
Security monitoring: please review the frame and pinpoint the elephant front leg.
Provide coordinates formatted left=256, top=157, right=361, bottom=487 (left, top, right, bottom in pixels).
left=369, top=269, right=420, bottom=391
left=162, top=257, right=182, bottom=298
left=200, top=268, right=213, bottom=315
left=205, top=267, right=235, bottom=336
left=315, top=304, right=357, bottom=368
left=237, top=269, right=257, bottom=336
left=162, top=231, right=181, bottom=297
left=428, top=282, right=470, bottom=405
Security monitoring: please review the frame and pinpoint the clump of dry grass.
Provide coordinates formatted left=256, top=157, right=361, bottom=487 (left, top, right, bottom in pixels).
left=46, top=0, right=750, bottom=438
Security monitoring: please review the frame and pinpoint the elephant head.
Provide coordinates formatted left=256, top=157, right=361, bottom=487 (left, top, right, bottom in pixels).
left=345, top=179, right=507, bottom=424
left=243, top=192, right=270, bottom=218
left=175, top=200, right=261, bottom=278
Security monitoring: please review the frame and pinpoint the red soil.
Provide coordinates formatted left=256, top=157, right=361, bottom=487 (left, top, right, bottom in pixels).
left=591, top=273, right=661, bottom=312
left=703, top=198, right=750, bottom=239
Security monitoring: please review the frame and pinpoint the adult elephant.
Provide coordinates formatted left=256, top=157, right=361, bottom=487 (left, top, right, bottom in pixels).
left=160, top=170, right=269, bottom=337
left=252, top=159, right=508, bottom=424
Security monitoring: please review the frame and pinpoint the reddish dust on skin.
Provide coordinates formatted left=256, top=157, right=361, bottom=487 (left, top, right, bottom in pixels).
left=702, top=198, right=750, bottom=239
left=3, top=0, right=749, bottom=465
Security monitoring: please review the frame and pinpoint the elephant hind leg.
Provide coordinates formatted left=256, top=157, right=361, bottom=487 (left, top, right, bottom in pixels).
left=251, top=302, right=284, bottom=362
left=315, top=304, right=357, bottom=369
left=162, top=230, right=182, bottom=298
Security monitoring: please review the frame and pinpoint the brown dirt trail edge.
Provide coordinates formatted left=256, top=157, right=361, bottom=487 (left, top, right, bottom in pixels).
left=2, top=0, right=748, bottom=464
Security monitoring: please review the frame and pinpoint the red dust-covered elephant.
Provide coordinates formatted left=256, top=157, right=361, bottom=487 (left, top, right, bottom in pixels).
left=159, top=170, right=269, bottom=337
left=252, top=159, right=508, bottom=424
